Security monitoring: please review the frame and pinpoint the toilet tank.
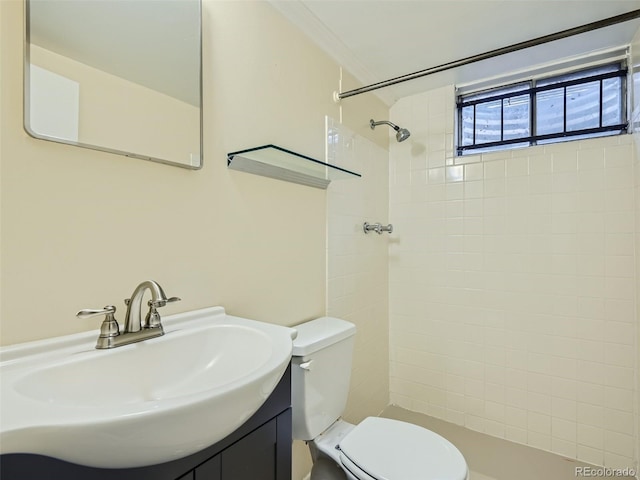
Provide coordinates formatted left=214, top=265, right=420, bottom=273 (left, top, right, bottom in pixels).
left=291, top=317, right=356, bottom=441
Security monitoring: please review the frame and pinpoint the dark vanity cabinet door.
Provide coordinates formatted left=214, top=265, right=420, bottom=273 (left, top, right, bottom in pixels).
left=194, top=455, right=221, bottom=480
left=177, top=473, right=196, bottom=480
left=0, top=365, right=292, bottom=480
left=197, top=418, right=276, bottom=480
left=195, top=411, right=292, bottom=480
left=222, top=424, right=276, bottom=479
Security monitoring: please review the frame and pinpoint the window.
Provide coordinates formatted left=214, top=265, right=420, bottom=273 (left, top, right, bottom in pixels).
left=457, top=63, right=627, bottom=155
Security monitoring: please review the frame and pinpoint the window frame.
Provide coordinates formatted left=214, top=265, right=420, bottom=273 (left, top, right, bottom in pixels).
left=456, top=63, right=628, bottom=155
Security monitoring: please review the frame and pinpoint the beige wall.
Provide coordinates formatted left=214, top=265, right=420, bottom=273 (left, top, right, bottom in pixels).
left=1, top=1, right=388, bottom=477
left=1, top=0, right=386, bottom=341
left=389, top=85, right=638, bottom=471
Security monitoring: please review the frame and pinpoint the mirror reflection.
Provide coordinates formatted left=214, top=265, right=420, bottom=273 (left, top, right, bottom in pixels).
left=25, top=0, right=202, bottom=169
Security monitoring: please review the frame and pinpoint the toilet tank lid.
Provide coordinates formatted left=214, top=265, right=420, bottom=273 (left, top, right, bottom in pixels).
left=292, top=317, right=356, bottom=356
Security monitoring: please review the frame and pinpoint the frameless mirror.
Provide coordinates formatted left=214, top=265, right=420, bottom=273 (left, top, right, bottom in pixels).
left=24, top=0, right=202, bottom=169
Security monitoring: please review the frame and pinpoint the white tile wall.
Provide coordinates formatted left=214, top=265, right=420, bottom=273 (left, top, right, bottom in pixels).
left=631, top=25, right=640, bottom=480
left=389, top=85, right=638, bottom=470
left=326, top=117, right=390, bottom=422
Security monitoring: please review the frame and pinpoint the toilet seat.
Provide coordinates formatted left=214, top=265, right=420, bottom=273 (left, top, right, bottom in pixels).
left=337, top=417, right=468, bottom=480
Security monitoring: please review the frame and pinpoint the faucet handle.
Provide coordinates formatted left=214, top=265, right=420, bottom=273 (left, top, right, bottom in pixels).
left=143, top=297, right=180, bottom=329
left=148, top=296, right=181, bottom=308
left=76, top=305, right=120, bottom=348
left=76, top=305, right=116, bottom=319
left=145, top=305, right=163, bottom=329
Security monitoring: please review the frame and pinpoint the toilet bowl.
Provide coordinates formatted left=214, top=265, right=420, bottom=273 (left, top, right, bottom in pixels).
left=292, top=317, right=468, bottom=480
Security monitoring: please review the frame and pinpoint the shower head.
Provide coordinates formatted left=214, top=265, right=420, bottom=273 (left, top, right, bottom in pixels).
left=370, top=119, right=411, bottom=142
left=395, top=127, right=411, bottom=142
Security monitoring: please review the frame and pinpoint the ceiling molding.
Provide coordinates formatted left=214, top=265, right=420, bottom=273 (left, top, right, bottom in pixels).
left=268, top=0, right=396, bottom=106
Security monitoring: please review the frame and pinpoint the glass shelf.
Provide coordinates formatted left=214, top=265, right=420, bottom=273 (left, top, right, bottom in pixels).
left=227, top=144, right=361, bottom=189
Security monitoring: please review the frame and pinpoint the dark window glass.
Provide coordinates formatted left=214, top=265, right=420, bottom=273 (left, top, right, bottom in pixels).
left=463, top=82, right=529, bottom=102
left=475, top=100, right=501, bottom=144
left=503, top=94, right=530, bottom=140
left=566, top=81, right=600, bottom=131
left=461, top=105, right=475, bottom=146
left=536, top=88, right=564, bottom=135
left=537, top=64, right=619, bottom=87
left=602, top=77, right=622, bottom=126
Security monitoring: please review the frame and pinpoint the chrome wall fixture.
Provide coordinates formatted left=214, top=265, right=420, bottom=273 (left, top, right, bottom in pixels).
left=364, top=222, right=393, bottom=235
left=370, top=119, right=411, bottom=142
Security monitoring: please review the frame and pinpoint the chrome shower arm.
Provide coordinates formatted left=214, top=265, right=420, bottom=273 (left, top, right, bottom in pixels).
left=370, top=118, right=411, bottom=142
left=370, top=119, right=400, bottom=131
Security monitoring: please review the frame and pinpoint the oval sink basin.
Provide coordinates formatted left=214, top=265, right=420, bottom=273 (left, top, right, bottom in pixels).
left=0, top=307, right=294, bottom=468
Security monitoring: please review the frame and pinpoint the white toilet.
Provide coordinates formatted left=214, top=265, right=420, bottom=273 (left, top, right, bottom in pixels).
left=292, top=317, right=469, bottom=480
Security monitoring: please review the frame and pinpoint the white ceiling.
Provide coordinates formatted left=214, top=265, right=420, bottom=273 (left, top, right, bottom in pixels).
left=270, top=0, right=640, bottom=105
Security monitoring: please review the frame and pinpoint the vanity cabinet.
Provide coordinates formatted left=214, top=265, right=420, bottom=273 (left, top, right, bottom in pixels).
left=197, top=417, right=279, bottom=480
left=0, top=365, right=292, bottom=480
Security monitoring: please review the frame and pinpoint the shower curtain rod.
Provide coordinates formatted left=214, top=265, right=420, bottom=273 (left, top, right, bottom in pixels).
left=337, top=9, right=640, bottom=100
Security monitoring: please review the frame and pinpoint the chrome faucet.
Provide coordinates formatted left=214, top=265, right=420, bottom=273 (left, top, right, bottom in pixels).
left=123, top=280, right=179, bottom=333
left=77, top=280, right=180, bottom=349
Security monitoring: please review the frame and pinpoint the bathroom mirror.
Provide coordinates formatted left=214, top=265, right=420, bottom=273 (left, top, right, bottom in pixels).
left=24, top=0, right=202, bottom=169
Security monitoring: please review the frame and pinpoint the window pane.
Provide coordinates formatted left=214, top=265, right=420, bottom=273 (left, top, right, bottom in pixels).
left=602, top=77, right=622, bottom=126
left=537, top=130, right=620, bottom=145
left=461, top=105, right=475, bottom=146
left=457, top=62, right=625, bottom=155
left=463, top=82, right=529, bottom=103
left=536, top=88, right=564, bottom=135
left=537, top=64, right=619, bottom=86
left=475, top=99, right=501, bottom=144
left=566, top=81, right=600, bottom=131
left=503, top=94, right=530, bottom=140
left=469, top=142, right=528, bottom=154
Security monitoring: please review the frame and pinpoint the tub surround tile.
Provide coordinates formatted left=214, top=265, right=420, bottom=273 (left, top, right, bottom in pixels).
left=326, top=118, right=390, bottom=425
left=389, top=87, right=637, bottom=471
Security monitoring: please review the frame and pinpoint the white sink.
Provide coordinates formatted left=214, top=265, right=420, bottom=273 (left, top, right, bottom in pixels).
left=0, top=306, right=295, bottom=468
